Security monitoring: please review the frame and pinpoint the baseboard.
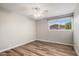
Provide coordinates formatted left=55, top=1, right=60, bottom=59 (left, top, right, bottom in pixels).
left=37, top=39, right=73, bottom=46
left=74, top=46, right=79, bottom=56
left=0, top=39, right=36, bottom=53
left=0, top=39, right=73, bottom=53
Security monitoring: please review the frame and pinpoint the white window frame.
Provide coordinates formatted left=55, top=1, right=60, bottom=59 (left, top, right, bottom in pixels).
left=48, top=17, right=73, bottom=31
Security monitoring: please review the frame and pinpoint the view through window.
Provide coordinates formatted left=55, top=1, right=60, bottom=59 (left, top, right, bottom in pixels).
left=48, top=17, right=72, bottom=31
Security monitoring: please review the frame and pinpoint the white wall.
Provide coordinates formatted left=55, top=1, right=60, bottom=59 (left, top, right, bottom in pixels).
left=36, top=19, right=73, bottom=45
left=0, top=9, right=36, bottom=52
left=74, top=4, right=79, bottom=55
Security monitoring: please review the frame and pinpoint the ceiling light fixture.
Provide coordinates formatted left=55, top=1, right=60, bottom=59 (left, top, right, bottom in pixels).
left=33, top=7, right=48, bottom=18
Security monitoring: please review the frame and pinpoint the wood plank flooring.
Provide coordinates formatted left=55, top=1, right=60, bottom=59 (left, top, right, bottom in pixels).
left=0, top=40, right=77, bottom=56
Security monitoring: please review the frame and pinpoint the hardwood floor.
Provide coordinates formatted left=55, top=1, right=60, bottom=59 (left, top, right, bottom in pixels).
left=0, top=40, right=77, bottom=56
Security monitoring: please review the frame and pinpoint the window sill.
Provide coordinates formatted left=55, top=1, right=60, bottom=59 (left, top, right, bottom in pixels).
left=49, top=30, right=73, bottom=32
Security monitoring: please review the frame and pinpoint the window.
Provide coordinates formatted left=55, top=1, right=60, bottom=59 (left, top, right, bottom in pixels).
left=48, top=17, right=72, bottom=31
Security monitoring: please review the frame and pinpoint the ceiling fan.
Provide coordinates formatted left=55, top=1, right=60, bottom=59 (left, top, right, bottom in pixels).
left=32, top=7, right=48, bottom=18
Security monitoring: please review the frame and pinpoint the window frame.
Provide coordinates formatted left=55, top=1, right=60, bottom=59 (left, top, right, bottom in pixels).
left=48, top=16, right=73, bottom=31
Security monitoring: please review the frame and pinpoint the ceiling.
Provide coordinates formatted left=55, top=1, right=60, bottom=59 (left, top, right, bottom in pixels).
left=0, top=3, right=77, bottom=20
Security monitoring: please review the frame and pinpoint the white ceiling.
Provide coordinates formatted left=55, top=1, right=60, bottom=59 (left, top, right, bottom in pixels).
left=0, top=3, right=77, bottom=20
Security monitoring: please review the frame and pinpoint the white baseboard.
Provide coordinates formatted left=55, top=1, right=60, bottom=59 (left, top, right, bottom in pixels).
left=37, top=39, right=73, bottom=46
left=0, top=39, right=73, bottom=53
left=74, top=46, right=79, bottom=56
left=0, top=39, right=36, bottom=53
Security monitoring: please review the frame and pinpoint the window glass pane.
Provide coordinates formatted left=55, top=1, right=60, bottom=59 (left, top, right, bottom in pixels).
left=48, top=17, right=72, bottom=30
